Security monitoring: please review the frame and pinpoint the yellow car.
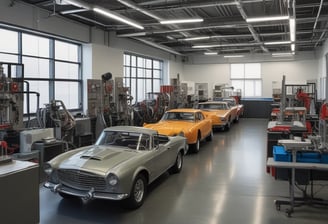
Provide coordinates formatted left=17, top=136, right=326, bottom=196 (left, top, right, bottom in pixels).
left=144, top=108, right=213, bottom=153
left=197, top=101, right=238, bottom=131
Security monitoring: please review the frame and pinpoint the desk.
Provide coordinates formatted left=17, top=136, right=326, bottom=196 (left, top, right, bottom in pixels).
left=267, top=157, right=328, bottom=216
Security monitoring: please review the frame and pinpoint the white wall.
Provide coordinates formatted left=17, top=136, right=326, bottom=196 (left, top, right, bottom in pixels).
left=90, top=44, right=124, bottom=79
left=182, top=60, right=318, bottom=98
left=262, top=60, right=318, bottom=97
left=182, top=64, right=229, bottom=97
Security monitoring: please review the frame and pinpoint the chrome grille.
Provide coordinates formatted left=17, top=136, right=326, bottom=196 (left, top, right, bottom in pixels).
left=58, top=169, right=106, bottom=190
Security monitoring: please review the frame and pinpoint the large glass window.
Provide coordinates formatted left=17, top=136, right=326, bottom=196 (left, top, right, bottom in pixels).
left=123, top=53, right=163, bottom=104
left=0, top=28, right=82, bottom=114
left=0, top=28, right=19, bottom=63
left=230, top=63, right=262, bottom=97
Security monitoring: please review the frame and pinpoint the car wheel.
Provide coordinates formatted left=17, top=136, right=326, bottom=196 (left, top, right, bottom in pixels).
left=170, top=152, right=183, bottom=174
left=206, top=129, right=213, bottom=141
left=234, top=115, right=239, bottom=123
left=124, top=174, right=147, bottom=209
left=191, top=136, right=200, bottom=153
left=225, top=120, right=231, bottom=131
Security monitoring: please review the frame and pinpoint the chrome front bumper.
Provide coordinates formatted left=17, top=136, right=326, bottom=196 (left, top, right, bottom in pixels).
left=44, top=182, right=129, bottom=201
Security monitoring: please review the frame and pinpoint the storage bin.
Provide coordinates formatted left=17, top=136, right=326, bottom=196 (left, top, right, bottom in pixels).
left=296, top=152, right=321, bottom=163
left=273, top=145, right=291, bottom=162
left=321, top=153, right=328, bottom=164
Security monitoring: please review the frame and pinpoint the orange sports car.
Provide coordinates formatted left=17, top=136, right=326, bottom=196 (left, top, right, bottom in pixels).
left=197, top=101, right=238, bottom=131
left=144, top=108, right=213, bottom=153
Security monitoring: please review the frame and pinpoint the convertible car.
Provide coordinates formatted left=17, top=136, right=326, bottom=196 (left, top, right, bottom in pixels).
left=144, top=108, right=213, bottom=153
left=197, top=101, right=238, bottom=131
left=44, top=126, right=187, bottom=209
left=222, top=97, right=244, bottom=120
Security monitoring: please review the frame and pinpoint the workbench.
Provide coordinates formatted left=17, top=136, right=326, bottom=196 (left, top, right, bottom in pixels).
left=267, top=157, right=328, bottom=216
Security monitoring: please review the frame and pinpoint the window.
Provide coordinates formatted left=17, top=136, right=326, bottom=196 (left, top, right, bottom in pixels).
left=230, top=63, right=262, bottom=97
left=0, top=28, right=18, bottom=63
left=124, top=53, right=163, bottom=104
left=0, top=28, right=82, bottom=114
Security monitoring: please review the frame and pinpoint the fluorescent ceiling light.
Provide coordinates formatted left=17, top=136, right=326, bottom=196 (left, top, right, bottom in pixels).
left=246, top=16, right=289, bottom=23
left=93, top=7, right=144, bottom=30
left=181, top=36, right=210, bottom=41
left=192, top=42, right=260, bottom=48
left=289, top=18, right=296, bottom=42
left=264, top=41, right=292, bottom=45
left=272, top=52, right=295, bottom=57
left=60, top=8, right=89, bottom=14
left=224, top=55, right=244, bottom=58
left=192, top=44, right=216, bottom=48
left=204, top=52, right=218, bottom=55
left=160, top=18, right=204, bottom=24
left=117, top=32, right=147, bottom=37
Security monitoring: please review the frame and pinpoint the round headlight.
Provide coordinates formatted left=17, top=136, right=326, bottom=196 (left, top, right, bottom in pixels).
left=178, top=131, right=185, bottom=137
left=108, top=174, right=119, bottom=186
left=44, top=163, right=53, bottom=175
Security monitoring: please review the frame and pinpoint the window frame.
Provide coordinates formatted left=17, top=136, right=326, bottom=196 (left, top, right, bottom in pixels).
left=230, top=63, right=262, bottom=98
left=0, top=26, right=83, bottom=114
left=123, top=52, right=163, bottom=104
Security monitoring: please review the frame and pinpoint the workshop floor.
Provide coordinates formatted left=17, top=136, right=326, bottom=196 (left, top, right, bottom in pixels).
left=40, top=118, right=328, bottom=224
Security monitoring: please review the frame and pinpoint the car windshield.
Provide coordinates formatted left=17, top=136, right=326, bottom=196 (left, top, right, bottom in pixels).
left=198, top=103, right=228, bottom=110
left=162, top=112, right=195, bottom=121
left=96, top=131, right=151, bottom=151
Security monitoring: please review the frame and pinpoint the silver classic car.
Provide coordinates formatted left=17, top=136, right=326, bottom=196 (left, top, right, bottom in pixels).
left=44, top=126, right=187, bottom=209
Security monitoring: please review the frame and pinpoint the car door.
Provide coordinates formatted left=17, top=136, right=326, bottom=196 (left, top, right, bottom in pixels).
left=196, top=112, right=211, bottom=139
left=147, top=135, right=170, bottom=180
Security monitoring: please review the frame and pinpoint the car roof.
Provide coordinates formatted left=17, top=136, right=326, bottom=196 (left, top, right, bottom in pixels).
left=104, top=126, right=158, bottom=135
left=167, top=108, right=202, bottom=113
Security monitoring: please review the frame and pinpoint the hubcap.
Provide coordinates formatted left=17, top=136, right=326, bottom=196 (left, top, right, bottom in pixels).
left=134, top=178, right=144, bottom=203
left=177, top=154, right=182, bottom=169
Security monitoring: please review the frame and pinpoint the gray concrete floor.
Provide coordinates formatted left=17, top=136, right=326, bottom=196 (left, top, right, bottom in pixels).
left=40, top=118, right=328, bottom=224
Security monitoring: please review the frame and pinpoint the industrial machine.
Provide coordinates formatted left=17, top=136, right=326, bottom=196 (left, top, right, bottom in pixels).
left=0, top=63, right=65, bottom=166
left=87, top=74, right=133, bottom=137
left=132, top=75, right=194, bottom=126
left=36, top=100, right=76, bottom=144
left=0, top=63, right=24, bottom=162
left=195, top=82, right=209, bottom=102
left=132, top=92, right=170, bottom=126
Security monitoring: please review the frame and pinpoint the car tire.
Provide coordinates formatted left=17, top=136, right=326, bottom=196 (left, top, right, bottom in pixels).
left=170, top=152, right=183, bottom=174
left=225, top=120, right=231, bottom=131
left=206, top=129, right=213, bottom=141
left=124, top=174, right=147, bottom=209
left=191, top=135, right=200, bottom=153
left=234, top=115, right=239, bottom=123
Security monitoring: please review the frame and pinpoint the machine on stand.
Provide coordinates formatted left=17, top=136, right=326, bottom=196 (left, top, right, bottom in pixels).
left=132, top=92, right=170, bottom=126
left=0, top=63, right=65, bottom=169
left=87, top=73, right=133, bottom=138
left=0, top=63, right=24, bottom=163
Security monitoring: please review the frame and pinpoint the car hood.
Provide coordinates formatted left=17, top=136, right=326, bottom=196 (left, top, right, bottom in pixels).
left=145, top=120, right=194, bottom=136
left=58, top=145, right=138, bottom=174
